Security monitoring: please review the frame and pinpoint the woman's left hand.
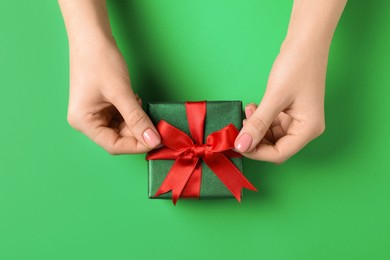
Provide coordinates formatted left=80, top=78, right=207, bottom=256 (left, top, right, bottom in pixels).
left=234, top=41, right=328, bottom=163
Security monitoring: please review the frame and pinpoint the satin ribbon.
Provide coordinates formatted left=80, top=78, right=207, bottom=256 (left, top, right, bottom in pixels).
left=146, top=101, right=257, bottom=205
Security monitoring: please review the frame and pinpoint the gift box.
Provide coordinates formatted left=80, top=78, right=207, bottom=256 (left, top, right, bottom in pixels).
left=146, top=101, right=257, bottom=204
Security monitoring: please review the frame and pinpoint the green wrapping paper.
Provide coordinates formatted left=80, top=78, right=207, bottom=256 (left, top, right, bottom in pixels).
left=147, top=101, right=244, bottom=199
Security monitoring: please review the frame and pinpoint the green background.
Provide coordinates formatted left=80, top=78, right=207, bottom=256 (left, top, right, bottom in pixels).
left=1, top=0, right=389, bottom=259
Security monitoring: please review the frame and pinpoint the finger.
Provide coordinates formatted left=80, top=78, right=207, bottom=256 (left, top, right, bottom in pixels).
left=264, top=128, right=275, bottom=143
left=260, top=138, right=274, bottom=145
left=245, top=103, right=283, bottom=144
left=135, top=93, right=142, bottom=106
left=111, top=88, right=161, bottom=149
left=245, top=103, right=257, bottom=119
left=245, top=119, right=275, bottom=143
left=89, top=125, right=152, bottom=154
left=275, top=112, right=293, bottom=132
left=243, top=134, right=309, bottom=163
left=247, top=104, right=278, bottom=143
left=270, top=124, right=285, bottom=141
left=235, top=94, right=286, bottom=153
left=270, top=112, right=293, bottom=141
left=243, top=121, right=315, bottom=163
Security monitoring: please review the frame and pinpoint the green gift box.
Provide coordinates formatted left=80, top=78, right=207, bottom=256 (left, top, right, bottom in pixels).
left=146, top=101, right=256, bottom=204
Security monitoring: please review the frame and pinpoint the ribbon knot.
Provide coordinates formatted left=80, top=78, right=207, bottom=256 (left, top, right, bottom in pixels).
left=190, top=144, right=209, bottom=157
left=146, top=101, right=257, bottom=205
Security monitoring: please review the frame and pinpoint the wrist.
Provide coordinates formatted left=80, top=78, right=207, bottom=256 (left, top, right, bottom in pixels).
left=280, top=33, right=331, bottom=61
left=68, top=29, right=116, bottom=53
left=287, top=32, right=332, bottom=48
left=59, top=0, right=114, bottom=51
left=282, top=0, right=347, bottom=58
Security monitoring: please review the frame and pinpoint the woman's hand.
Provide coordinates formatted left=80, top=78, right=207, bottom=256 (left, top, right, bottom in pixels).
left=235, top=42, right=327, bottom=163
left=59, top=0, right=160, bottom=154
left=67, top=41, right=161, bottom=154
left=234, top=0, right=347, bottom=163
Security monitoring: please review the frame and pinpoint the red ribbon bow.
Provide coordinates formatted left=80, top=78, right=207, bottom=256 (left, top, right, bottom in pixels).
left=146, top=101, right=257, bottom=205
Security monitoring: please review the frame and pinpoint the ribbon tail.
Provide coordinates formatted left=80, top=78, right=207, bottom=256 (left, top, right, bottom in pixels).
left=181, top=162, right=202, bottom=198
left=154, top=157, right=199, bottom=205
left=204, top=154, right=257, bottom=202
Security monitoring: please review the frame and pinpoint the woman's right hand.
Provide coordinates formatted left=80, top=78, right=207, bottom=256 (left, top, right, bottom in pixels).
left=59, top=0, right=161, bottom=154
left=67, top=40, right=161, bottom=154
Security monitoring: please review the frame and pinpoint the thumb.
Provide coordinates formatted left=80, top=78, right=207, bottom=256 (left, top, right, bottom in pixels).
left=111, top=89, right=161, bottom=149
left=235, top=93, right=285, bottom=153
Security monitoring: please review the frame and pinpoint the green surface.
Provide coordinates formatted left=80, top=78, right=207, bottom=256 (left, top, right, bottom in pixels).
left=147, top=101, right=243, bottom=199
left=1, top=0, right=390, bottom=259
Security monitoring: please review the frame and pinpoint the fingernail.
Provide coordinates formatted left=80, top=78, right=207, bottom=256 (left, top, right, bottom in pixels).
left=143, top=129, right=161, bottom=147
left=245, top=105, right=252, bottom=111
left=235, top=133, right=253, bottom=153
left=245, top=105, right=254, bottom=118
